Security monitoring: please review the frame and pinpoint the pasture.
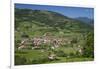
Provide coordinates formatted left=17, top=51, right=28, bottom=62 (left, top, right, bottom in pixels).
left=15, top=45, right=93, bottom=65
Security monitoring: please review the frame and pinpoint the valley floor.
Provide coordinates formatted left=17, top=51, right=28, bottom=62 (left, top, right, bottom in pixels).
left=15, top=49, right=94, bottom=65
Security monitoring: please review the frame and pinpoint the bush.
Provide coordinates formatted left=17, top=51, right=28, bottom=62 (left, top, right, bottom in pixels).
left=75, top=51, right=82, bottom=57
left=15, top=40, right=21, bottom=48
left=69, top=52, right=75, bottom=58
left=71, top=37, right=77, bottom=44
left=21, top=32, right=29, bottom=38
left=55, top=50, right=67, bottom=57
left=15, top=55, right=27, bottom=65
left=32, top=57, right=49, bottom=64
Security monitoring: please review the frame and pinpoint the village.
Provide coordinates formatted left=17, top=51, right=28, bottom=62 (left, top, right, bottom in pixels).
left=17, top=32, right=83, bottom=60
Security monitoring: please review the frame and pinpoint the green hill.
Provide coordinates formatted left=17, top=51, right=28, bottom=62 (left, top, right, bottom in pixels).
left=15, top=8, right=93, bottom=38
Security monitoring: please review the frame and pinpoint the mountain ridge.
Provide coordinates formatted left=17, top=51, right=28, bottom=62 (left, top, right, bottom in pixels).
left=75, top=17, right=94, bottom=26
left=15, top=8, right=93, bottom=35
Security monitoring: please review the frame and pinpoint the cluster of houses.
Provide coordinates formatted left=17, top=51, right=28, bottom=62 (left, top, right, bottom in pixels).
left=17, top=33, right=83, bottom=59
left=18, top=33, right=71, bottom=50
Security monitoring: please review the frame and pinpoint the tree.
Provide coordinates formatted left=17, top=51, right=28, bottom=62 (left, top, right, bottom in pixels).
left=82, top=32, right=94, bottom=58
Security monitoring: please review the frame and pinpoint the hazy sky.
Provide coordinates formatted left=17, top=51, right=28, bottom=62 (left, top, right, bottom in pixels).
left=15, top=3, right=94, bottom=19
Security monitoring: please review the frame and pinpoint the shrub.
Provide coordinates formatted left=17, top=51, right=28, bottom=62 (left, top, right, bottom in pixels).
left=71, top=38, right=77, bottom=44
left=75, top=51, right=82, bottom=57
left=32, top=57, right=49, bottom=64
left=15, top=55, right=27, bottom=65
left=67, top=52, right=80, bottom=58
left=21, top=32, right=29, bottom=38
left=55, top=50, right=67, bottom=57
left=15, top=40, right=21, bottom=48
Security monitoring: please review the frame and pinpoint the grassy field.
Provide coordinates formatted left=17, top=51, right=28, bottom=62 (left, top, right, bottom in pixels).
left=15, top=46, right=93, bottom=65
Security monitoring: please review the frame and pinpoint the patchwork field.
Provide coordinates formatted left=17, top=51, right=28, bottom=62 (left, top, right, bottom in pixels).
left=15, top=7, right=94, bottom=65
left=15, top=48, right=93, bottom=65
